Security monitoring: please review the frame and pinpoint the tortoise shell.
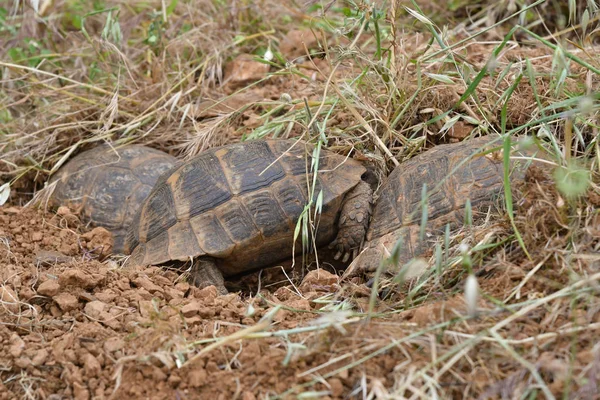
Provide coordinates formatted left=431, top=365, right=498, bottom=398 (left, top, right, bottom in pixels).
left=362, top=135, right=530, bottom=267
left=125, top=140, right=366, bottom=277
left=50, top=145, right=177, bottom=253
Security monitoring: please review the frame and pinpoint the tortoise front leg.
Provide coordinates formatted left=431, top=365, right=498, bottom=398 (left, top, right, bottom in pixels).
left=190, top=257, right=228, bottom=295
left=329, top=180, right=373, bottom=263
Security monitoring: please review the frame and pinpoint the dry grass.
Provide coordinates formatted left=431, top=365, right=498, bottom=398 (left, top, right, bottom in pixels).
left=2, top=0, right=600, bottom=398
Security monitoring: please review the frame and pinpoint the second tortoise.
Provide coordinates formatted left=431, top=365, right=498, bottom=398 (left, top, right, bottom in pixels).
left=49, top=145, right=177, bottom=253
left=347, top=135, right=539, bottom=277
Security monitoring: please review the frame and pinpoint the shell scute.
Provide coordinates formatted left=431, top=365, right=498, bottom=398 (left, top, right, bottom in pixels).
left=189, top=212, right=235, bottom=257
left=219, top=141, right=286, bottom=195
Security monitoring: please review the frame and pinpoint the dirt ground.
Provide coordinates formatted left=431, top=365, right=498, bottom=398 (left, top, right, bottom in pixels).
left=2, top=170, right=600, bottom=399
left=0, top=205, right=442, bottom=399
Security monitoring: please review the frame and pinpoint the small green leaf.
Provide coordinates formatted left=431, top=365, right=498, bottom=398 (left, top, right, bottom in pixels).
left=404, top=6, right=434, bottom=25
left=435, top=243, right=443, bottom=276
left=439, top=115, right=460, bottom=134
left=425, top=72, right=454, bottom=84
left=166, top=0, right=178, bottom=16
left=464, top=199, right=472, bottom=226
left=568, top=0, right=576, bottom=23
left=582, top=9, right=590, bottom=38
left=315, top=190, right=323, bottom=215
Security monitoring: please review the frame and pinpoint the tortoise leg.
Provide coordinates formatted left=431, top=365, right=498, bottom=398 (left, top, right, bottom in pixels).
left=329, top=180, right=373, bottom=263
left=189, top=257, right=228, bottom=295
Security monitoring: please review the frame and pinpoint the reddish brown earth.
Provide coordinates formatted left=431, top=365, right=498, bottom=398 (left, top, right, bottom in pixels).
left=0, top=206, right=404, bottom=399
left=3, top=189, right=599, bottom=399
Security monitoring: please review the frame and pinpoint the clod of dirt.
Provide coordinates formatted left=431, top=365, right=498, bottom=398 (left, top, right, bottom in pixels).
left=81, top=227, right=114, bottom=257
left=37, top=279, right=61, bottom=297
left=298, top=269, right=340, bottom=293
left=56, top=205, right=81, bottom=227
left=52, top=292, right=79, bottom=311
left=279, top=29, right=320, bottom=60
left=131, top=275, right=164, bottom=294
left=9, top=333, right=25, bottom=357
left=83, top=300, right=107, bottom=319
left=59, top=269, right=105, bottom=290
left=194, top=285, right=219, bottom=301
left=446, top=120, right=475, bottom=142
left=223, top=54, right=270, bottom=89
left=0, top=285, right=19, bottom=314
left=401, top=296, right=467, bottom=326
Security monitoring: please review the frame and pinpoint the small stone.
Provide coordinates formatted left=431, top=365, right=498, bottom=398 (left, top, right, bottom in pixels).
left=84, top=301, right=107, bottom=320
left=81, top=227, right=114, bottom=255
left=167, top=374, right=182, bottom=387
left=279, top=29, right=319, bottom=59
left=14, top=357, right=31, bottom=369
left=242, top=392, right=257, bottom=400
left=164, top=287, right=184, bottom=301
left=132, top=277, right=164, bottom=294
left=31, top=231, right=43, bottom=242
left=59, top=270, right=99, bottom=289
left=195, top=285, right=218, bottom=301
left=274, top=298, right=311, bottom=323
left=198, top=307, right=216, bottom=318
left=0, top=285, right=19, bottom=313
left=223, top=54, right=270, bottom=88
left=152, top=366, right=167, bottom=382
left=273, top=286, right=294, bottom=301
left=447, top=120, right=473, bottom=142
left=299, top=269, right=339, bottom=292
left=50, top=304, right=62, bottom=317
left=138, top=300, right=154, bottom=318
left=82, top=353, right=101, bottom=377
left=72, top=382, right=90, bottom=400
left=37, top=280, right=61, bottom=297
left=181, top=301, right=202, bottom=317
left=53, top=293, right=79, bottom=311
left=9, top=333, right=25, bottom=357
left=184, top=316, right=203, bottom=326
left=205, top=361, right=219, bottom=373
left=286, top=299, right=311, bottom=311
left=19, top=286, right=36, bottom=301
left=94, top=290, right=117, bottom=303
left=328, top=378, right=344, bottom=397
left=31, top=348, right=49, bottom=366
left=174, top=282, right=190, bottom=292
left=188, top=369, right=207, bottom=388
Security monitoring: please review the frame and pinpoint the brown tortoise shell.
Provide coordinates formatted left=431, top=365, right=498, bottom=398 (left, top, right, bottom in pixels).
left=50, top=145, right=178, bottom=253
left=125, top=140, right=366, bottom=277
left=364, top=135, right=531, bottom=265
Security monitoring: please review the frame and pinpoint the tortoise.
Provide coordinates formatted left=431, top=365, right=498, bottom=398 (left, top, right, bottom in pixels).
left=49, top=145, right=178, bottom=253
left=124, top=139, right=373, bottom=294
left=347, top=135, right=538, bottom=276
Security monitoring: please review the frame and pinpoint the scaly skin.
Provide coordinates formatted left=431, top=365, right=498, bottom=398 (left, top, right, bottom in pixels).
left=329, top=180, right=373, bottom=263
